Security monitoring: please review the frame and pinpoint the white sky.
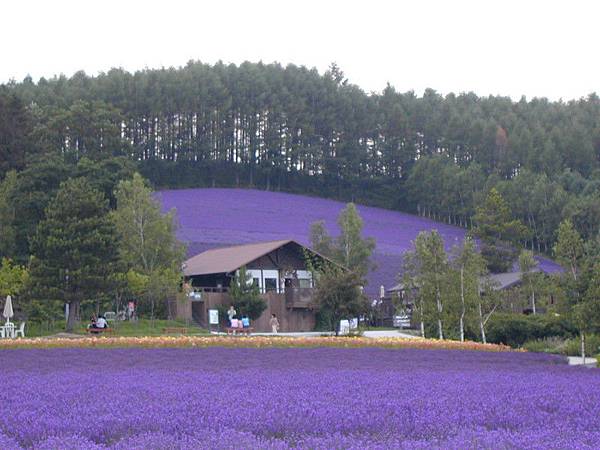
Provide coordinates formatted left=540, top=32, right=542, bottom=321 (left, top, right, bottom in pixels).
left=2, top=0, right=598, bottom=100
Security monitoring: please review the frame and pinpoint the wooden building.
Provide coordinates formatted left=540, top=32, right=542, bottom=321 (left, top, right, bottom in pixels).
left=177, top=240, right=331, bottom=332
left=379, top=270, right=555, bottom=327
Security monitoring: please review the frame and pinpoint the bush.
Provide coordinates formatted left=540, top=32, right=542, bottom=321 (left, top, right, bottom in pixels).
left=563, top=334, right=600, bottom=357
left=523, top=337, right=568, bottom=354
left=486, top=313, right=577, bottom=347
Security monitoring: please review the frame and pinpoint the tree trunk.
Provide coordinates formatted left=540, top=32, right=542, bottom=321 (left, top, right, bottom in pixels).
left=459, top=267, right=465, bottom=342
left=150, top=296, right=156, bottom=322
left=66, top=300, right=79, bottom=332
left=531, top=288, right=536, bottom=315
left=419, top=299, right=425, bottom=338
left=478, top=301, right=486, bottom=344
left=436, top=287, right=443, bottom=340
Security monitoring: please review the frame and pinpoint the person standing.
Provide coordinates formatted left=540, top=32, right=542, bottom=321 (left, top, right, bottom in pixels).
left=269, top=314, right=280, bottom=334
left=227, top=305, right=236, bottom=326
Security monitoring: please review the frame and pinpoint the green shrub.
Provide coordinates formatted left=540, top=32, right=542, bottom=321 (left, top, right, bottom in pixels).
left=562, top=334, right=600, bottom=356
left=486, top=313, right=577, bottom=347
left=523, top=337, right=568, bottom=354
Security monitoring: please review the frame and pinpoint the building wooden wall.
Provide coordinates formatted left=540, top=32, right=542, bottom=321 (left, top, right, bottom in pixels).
left=177, top=292, right=316, bottom=332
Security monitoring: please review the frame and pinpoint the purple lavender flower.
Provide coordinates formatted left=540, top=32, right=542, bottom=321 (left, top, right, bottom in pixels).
left=157, top=188, right=563, bottom=295
left=0, top=348, right=598, bottom=449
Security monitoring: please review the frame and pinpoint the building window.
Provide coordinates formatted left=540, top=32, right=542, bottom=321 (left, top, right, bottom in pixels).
left=264, top=278, right=277, bottom=292
left=298, top=278, right=312, bottom=289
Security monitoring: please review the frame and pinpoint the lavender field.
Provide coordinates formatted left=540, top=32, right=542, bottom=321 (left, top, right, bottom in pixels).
left=157, top=188, right=562, bottom=296
left=1, top=348, right=599, bottom=449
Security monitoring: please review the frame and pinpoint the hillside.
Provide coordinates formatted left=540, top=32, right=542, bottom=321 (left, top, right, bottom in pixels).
left=157, top=188, right=562, bottom=297
left=3, top=62, right=599, bottom=255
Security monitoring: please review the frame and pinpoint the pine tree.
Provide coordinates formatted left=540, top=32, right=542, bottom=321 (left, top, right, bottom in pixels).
left=473, top=188, right=529, bottom=273
left=28, top=178, right=119, bottom=331
left=228, top=266, right=266, bottom=321
left=0, top=171, right=18, bottom=258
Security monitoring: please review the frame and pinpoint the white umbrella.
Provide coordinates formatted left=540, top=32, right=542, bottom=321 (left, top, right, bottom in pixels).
left=3, top=295, right=14, bottom=325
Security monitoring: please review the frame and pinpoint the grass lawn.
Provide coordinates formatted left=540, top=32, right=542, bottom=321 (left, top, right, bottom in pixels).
left=25, top=319, right=208, bottom=337
left=108, top=319, right=208, bottom=336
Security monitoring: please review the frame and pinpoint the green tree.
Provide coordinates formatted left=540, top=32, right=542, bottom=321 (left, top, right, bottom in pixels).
left=401, top=250, right=425, bottom=337
left=554, top=219, right=584, bottom=281
left=473, top=188, right=529, bottom=273
left=309, top=220, right=334, bottom=258
left=0, top=171, right=18, bottom=258
left=228, top=266, right=266, bottom=321
left=313, top=264, right=368, bottom=335
left=0, top=88, right=33, bottom=178
left=477, top=275, right=501, bottom=344
left=553, top=219, right=588, bottom=361
left=111, top=173, right=185, bottom=319
left=0, top=258, right=28, bottom=297
left=577, top=261, right=600, bottom=361
left=28, top=178, right=119, bottom=331
left=10, top=154, right=72, bottom=262
left=450, top=236, right=486, bottom=341
left=413, top=230, right=449, bottom=339
left=334, top=203, right=376, bottom=277
left=518, top=250, right=542, bottom=314
left=309, top=203, right=375, bottom=278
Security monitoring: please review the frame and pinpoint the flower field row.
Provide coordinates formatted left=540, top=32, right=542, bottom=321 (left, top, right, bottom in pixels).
left=0, top=347, right=597, bottom=449
left=0, top=335, right=515, bottom=352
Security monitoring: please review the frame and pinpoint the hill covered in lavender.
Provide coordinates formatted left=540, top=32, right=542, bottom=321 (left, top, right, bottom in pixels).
left=157, top=188, right=562, bottom=296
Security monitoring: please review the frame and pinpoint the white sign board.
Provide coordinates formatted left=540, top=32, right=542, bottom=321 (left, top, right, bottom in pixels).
left=208, top=309, right=219, bottom=325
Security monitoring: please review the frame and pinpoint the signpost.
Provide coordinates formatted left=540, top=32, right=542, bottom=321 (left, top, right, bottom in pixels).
left=208, top=309, right=219, bottom=333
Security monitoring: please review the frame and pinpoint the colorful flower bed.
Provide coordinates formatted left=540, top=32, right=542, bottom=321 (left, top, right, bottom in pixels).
left=1, top=347, right=598, bottom=449
left=0, top=335, right=514, bottom=352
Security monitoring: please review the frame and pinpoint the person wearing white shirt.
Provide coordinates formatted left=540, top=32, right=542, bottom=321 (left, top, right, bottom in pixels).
left=96, top=316, right=108, bottom=329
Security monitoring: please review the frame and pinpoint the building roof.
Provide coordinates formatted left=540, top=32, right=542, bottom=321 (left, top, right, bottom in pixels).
left=487, top=272, right=524, bottom=290
left=387, top=270, right=539, bottom=294
left=183, top=239, right=298, bottom=277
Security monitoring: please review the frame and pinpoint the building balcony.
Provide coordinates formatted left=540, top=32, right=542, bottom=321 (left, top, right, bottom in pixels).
left=285, top=287, right=317, bottom=310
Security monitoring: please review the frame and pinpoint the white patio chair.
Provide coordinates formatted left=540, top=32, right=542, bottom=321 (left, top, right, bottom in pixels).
left=3, top=323, right=15, bottom=339
left=104, top=312, right=116, bottom=322
left=15, top=322, right=25, bottom=338
left=0, top=326, right=5, bottom=339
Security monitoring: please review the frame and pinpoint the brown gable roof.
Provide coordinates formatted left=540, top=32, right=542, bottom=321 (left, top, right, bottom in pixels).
left=183, top=240, right=295, bottom=276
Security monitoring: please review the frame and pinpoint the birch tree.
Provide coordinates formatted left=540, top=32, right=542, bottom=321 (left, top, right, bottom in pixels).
left=309, top=203, right=375, bottom=278
left=451, top=237, right=486, bottom=342
left=553, top=219, right=585, bottom=359
left=477, top=276, right=499, bottom=344
left=401, top=250, right=424, bottom=337
left=111, top=173, right=185, bottom=319
left=518, top=250, right=540, bottom=314
left=414, top=231, right=448, bottom=339
left=334, top=203, right=376, bottom=277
